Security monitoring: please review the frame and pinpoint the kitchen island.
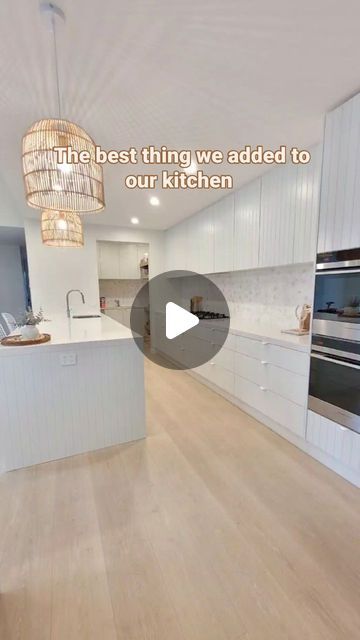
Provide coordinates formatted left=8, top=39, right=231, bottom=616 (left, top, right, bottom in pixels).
left=0, top=315, right=146, bottom=472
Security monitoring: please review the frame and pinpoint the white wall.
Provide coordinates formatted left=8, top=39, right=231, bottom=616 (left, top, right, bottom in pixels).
left=0, top=244, right=26, bottom=319
left=24, top=219, right=165, bottom=316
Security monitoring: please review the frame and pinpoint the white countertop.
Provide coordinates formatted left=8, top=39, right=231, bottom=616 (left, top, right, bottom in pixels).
left=230, top=320, right=310, bottom=352
left=0, top=314, right=134, bottom=355
left=154, top=310, right=310, bottom=353
left=103, top=306, right=145, bottom=310
left=200, top=318, right=310, bottom=352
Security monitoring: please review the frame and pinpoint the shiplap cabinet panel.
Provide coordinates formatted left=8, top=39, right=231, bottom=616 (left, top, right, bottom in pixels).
left=234, top=179, right=261, bottom=270
left=188, top=206, right=214, bottom=273
left=318, top=93, right=360, bottom=252
left=307, top=410, right=360, bottom=472
left=259, top=164, right=297, bottom=267
left=213, top=194, right=235, bottom=273
left=0, top=340, right=146, bottom=472
left=293, top=145, right=321, bottom=263
left=259, top=146, right=320, bottom=267
left=166, top=220, right=189, bottom=271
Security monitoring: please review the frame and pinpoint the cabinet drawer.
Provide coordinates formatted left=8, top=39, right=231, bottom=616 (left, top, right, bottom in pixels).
left=265, top=390, right=306, bottom=437
left=195, top=362, right=234, bottom=395
left=212, top=346, right=234, bottom=372
left=307, top=410, right=360, bottom=472
left=265, top=343, right=309, bottom=376
left=265, top=364, right=308, bottom=406
left=235, top=352, right=263, bottom=385
left=105, top=309, right=123, bottom=322
left=194, top=324, right=215, bottom=343
left=234, top=375, right=267, bottom=414
left=234, top=335, right=263, bottom=359
left=211, top=363, right=235, bottom=395
left=212, top=329, right=236, bottom=351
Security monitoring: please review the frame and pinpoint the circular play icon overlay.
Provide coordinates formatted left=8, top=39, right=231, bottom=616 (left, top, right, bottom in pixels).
left=130, top=270, right=230, bottom=370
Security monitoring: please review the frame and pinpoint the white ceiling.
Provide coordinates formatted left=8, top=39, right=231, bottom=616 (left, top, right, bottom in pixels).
left=1, top=0, right=360, bottom=230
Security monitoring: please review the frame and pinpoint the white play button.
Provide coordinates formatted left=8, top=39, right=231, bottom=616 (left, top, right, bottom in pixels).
left=166, top=302, right=199, bottom=339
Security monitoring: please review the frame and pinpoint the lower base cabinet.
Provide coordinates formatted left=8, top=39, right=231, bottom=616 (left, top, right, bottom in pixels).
left=156, top=325, right=308, bottom=440
left=155, top=326, right=360, bottom=485
left=306, top=410, right=360, bottom=474
left=105, top=307, right=145, bottom=331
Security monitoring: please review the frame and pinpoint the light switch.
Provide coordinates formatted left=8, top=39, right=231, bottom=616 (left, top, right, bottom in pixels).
left=60, top=353, right=77, bottom=366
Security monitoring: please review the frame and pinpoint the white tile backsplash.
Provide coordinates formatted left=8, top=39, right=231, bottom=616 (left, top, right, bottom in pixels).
left=179, top=263, right=315, bottom=328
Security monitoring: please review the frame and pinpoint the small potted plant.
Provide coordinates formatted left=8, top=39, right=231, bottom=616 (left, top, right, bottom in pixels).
left=17, top=308, right=44, bottom=340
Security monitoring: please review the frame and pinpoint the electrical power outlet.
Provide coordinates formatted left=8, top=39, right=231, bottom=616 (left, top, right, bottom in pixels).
left=60, top=353, right=77, bottom=366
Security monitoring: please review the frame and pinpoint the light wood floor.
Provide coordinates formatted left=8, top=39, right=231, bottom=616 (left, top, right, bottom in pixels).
left=1, top=357, right=360, bottom=640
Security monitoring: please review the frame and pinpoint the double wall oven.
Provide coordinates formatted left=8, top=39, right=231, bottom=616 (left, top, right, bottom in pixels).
left=309, top=248, right=360, bottom=434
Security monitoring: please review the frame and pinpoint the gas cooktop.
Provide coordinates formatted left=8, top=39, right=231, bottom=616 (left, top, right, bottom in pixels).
left=193, top=311, right=229, bottom=320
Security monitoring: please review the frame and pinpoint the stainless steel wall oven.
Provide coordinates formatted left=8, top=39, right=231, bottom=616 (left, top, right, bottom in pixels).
left=309, top=248, right=360, bottom=434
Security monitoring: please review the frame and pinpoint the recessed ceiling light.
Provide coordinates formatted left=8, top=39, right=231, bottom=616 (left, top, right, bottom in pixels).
left=149, top=196, right=160, bottom=206
left=184, top=160, right=197, bottom=175
left=131, top=217, right=139, bottom=224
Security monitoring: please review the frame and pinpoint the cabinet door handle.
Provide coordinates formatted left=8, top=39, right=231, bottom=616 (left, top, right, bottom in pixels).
left=259, top=386, right=267, bottom=391
left=261, top=360, right=268, bottom=365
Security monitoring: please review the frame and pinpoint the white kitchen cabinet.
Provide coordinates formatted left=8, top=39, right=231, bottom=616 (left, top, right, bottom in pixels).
left=307, top=410, right=360, bottom=473
left=293, top=145, right=321, bottom=263
left=187, top=206, right=214, bottom=274
left=318, top=92, right=360, bottom=252
left=213, top=194, right=234, bottom=273
left=105, top=307, right=144, bottom=330
left=118, top=244, right=139, bottom=279
left=166, top=219, right=189, bottom=271
left=98, top=241, right=120, bottom=279
left=259, top=163, right=298, bottom=267
left=234, top=179, right=261, bottom=270
left=259, top=145, right=321, bottom=267
left=105, top=308, right=125, bottom=323
left=98, top=242, right=147, bottom=279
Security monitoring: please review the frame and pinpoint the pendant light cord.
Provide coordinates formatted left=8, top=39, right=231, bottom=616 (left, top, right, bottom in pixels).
left=51, top=9, right=62, bottom=118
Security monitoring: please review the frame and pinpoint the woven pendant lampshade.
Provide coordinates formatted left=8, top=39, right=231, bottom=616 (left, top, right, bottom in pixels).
left=22, top=119, right=105, bottom=213
left=41, top=210, right=84, bottom=247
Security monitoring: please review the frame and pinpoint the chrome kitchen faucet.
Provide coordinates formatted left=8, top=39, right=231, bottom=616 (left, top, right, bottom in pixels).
left=66, top=289, right=85, bottom=318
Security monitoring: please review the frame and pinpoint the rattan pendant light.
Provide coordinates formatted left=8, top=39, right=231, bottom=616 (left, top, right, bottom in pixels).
left=41, top=210, right=84, bottom=247
left=23, top=119, right=104, bottom=212
left=22, top=4, right=104, bottom=214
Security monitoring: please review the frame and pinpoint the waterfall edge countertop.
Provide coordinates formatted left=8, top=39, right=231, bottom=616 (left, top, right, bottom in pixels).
left=0, top=314, right=135, bottom=355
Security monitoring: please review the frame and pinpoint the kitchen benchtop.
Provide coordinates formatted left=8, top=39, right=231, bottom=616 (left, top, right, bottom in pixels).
left=103, top=305, right=145, bottom=310
left=153, top=310, right=310, bottom=352
left=0, top=314, right=135, bottom=355
left=201, top=318, right=311, bottom=352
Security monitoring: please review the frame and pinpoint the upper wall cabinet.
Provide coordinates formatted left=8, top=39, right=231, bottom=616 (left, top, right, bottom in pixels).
left=187, top=206, right=214, bottom=274
left=97, top=241, right=121, bottom=279
left=166, top=219, right=189, bottom=271
left=234, top=179, right=261, bottom=270
left=213, top=194, right=235, bottom=273
left=164, top=144, right=321, bottom=275
left=293, top=145, right=321, bottom=263
left=259, top=145, right=321, bottom=267
left=318, top=93, right=360, bottom=253
left=98, top=241, right=147, bottom=279
left=259, top=164, right=298, bottom=267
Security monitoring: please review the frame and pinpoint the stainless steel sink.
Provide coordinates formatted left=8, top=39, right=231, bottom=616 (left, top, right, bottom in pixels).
left=72, top=314, right=101, bottom=319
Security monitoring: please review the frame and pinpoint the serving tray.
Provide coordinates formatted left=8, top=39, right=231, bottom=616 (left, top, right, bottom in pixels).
left=1, top=333, right=51, bottom=347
